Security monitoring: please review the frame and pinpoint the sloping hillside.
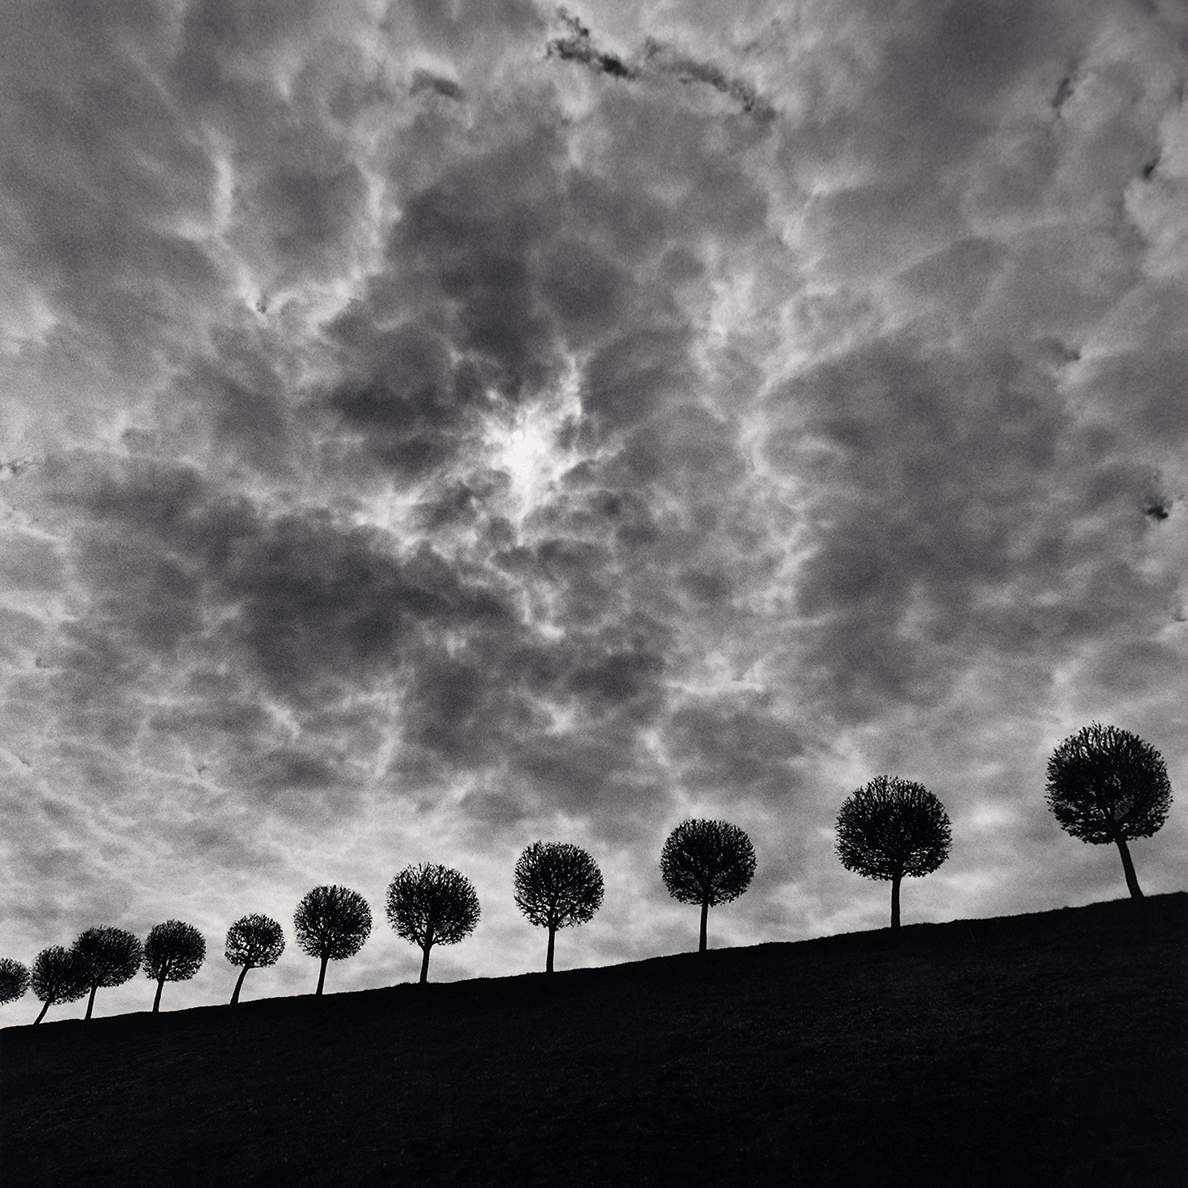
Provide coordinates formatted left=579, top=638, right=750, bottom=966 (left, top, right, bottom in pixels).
left=3, top=893, right=1184, bottom=1187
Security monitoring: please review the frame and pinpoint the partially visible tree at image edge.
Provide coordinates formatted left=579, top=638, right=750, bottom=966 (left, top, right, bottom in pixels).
left=835, top=776, right=952, bottom=929
left=1046, top=722, right=1173, bottom=899
left=142, top=920, right=206, bottom=1013
left=513, top=841, right=605, bottom=973
left=225, top=914, right=285, bottom=1005
left=293, top=885, right=372, bottom=996
left=660, top=819, right=757, bottom=953
left=0, top=957, right=30, bottom=1006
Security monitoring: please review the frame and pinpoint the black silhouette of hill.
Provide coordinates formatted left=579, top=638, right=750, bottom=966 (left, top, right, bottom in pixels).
left=3, top=893, right=1185, bottom=1186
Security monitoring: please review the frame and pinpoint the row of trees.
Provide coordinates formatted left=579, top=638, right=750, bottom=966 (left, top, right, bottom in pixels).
left=0, top=722, right=1173, bottom=1022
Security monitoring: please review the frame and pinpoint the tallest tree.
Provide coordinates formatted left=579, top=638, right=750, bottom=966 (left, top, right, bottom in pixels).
left=1045, top=723, right=1173, bottom=899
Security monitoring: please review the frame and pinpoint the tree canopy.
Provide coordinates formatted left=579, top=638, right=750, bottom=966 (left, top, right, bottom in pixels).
left=142, top=920, right=206, bottom=1013
left=660, top=819, right=757, bottom=953
left=72, top=927, right=143, bottom=1020
left=0, top=957, right=30, bottom=1006
left=1046, top=722, right=1173, bottom=898
left=225, top=913, right=286, bottom=1005
left=513, top=841, right=605, bottom=972
left=835, top=776, right=952, bottom=928
left=30, top=946, right=88, bottom=1024
left=386, top=863, right=481, bottom=984
left=293, top=885, right=372, bottom=996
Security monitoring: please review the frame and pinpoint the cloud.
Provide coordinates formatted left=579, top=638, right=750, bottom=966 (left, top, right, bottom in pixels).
left=1, top=0, right=1185, bottom=1022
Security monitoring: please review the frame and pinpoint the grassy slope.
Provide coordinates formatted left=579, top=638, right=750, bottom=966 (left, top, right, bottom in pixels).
left=2, top=893, right=1184, bottom=1187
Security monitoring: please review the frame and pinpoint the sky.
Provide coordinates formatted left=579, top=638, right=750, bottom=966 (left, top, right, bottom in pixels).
left=1, top=0, right=1186, bottom=1022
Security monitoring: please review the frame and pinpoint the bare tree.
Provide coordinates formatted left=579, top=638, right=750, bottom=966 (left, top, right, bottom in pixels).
left=386, top=863, right=480, bottom=984
left=835, top=776, right=952, bottom=929
left=293, top=885, right=372, bottom=996
left=142, top=921, right=206, bottom=1013
left=0, top=957, right=30, bottom=1006
left=1046, top=723, right=1173, bottom=899
left=660, top=819, right=756, bottom=953
left=224, top=914, right=285, bottom=1005
left=30, top=945, right=88, bottom=1024
left=73, top=927, right=143, bottom=1020
left=513, top=842, right=605, bottom=972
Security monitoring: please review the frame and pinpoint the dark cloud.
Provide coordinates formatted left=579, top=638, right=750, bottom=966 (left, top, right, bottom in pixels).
left=669, top=695, right=807, bottom=804
left=548, top=10, right=638, bottom=81
left=46, top=456, right=518, bottom=717
left=411, top=69, right=465, bottom=102
left=0, top=2, right=226, bottom=383
left=546, top=11, right=776, bottom=117
left=763, top=334, right=1179, bottom=724
left=642, top=38, right=776, bottom=119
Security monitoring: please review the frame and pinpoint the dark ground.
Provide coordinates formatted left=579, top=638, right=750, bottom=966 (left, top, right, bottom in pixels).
left=2, top=892, right=1184, bottom=1187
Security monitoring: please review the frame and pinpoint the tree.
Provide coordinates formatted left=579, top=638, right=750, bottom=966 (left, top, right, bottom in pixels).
left=142, top=920, right=206, bottom=1013
left=293, top=885, right=372, bottom=996
left=72, top=927, right=143, bottom=1020
left=513, top=841, right=605, bottom=973
left=224, top=914, right=285, bottom=1005
left=0, top=957, right=30, bottom=1006
left=30, top=945, right=89, bottom=1024
left=660, top=819, right=756, bottom=953
left=1045, top=722, right=1173, bottom=899
left=386, top=863, right=480, bottom=984
left=835, top=775, right=952, bottom=929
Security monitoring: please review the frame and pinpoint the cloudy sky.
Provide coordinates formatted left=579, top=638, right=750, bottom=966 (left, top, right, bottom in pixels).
left=2, top=0, right=1186, bottom=1021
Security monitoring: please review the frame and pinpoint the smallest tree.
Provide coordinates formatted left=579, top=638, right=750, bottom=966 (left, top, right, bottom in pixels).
left=1045, top=722, right=1173, bottom=899
left=143, top=921, right=206, bottom=1013
left=225, top=914, right=285, bottom=1005
left=293, top=885, right=372, bottom=996
left=513, top=842, right=605, bottom=973
left=73, top=927, right=143, bottom=1020
left=386, top=863, right=480, bottom=984
left=0, top=957, right=30, bottom=1006
left=835, top=776, right=952, bottom=929
left=30, top=945, right=88, bottom=1024
left=660, top=819, right=757, bottom=953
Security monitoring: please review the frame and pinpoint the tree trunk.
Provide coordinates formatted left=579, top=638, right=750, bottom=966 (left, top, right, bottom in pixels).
left=34, top=1000, right=49, bottom=1024
left=316, top=954, right=328, bottom=997
left=152, top=976, right=165, bottom=1013
left=230, top=964, right=251, bottom=1005
left=890, top=872, right=903, bottom=930
left=1114, top=835, right=1144, bottom=899
left=546, top=925, right=556, bottom=974
left=699, top=899, right=709, bottom=953
left=85, top=984, right=97, bottom=1020
left=420, top=923, right=434, bottom=985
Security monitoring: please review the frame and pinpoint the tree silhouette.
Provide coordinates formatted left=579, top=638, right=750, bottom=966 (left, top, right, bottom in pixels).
left=142, top=920, right=206, bottom=1013
left=386, top=863, right=481, bottom=984
left=513, top=841, right=605, bottom=972
left=1045, top=722, right=1173, bottom=899
left=660, top=819, right=756, bottom=953
left=0, top=957, right=30, bottom=1006
left=72, top=927, right=143, bottom=1020
left=835, top=776, right=952, bottom=929
left=225, top=914, right=286, bottom=1005
left=293, top=885, right=372, bottom=996
left=30, top=945, right=88, bottom=1024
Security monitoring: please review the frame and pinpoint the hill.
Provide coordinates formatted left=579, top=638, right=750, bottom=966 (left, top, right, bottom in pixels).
left=2, top=893, right=1185, bottom=1186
